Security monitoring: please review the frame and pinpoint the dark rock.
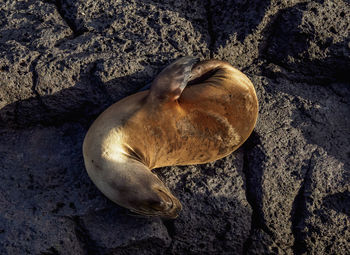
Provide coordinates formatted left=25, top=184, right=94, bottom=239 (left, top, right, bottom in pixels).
left=0, top=0, right=349, bottom=254
left=0, top=0, right=72, bottom=51
left=156, top=151, right=252, bottom=254
left=262, top=0, right=350, bottom=83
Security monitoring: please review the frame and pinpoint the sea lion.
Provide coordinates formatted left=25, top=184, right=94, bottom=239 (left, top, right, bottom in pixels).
left=83, top=57, right=258, bottom=219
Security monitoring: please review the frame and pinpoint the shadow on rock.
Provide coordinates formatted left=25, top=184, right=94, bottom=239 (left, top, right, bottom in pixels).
left=0, top=120, right=254, bottom=253
left=209, top=0, right=271, bottom=44
left=55, top=0, right=271, bottom=53
left=260, top=1, right=350, bottom=84
left=290, top=151, right=317, bottom=254
left=70, top=205, right=173, bottom=254
left=240, top=132, right=276, bottom=249
left=76, top=187, right=251, bottom=254
left=170, top=181, right=251, bottom=254
left=151, top=148, right=255, bottom=254
left=0, top=60, right=154, bottom=129
left=322, top=191, right=350, bottom=217
left=258, top=2, right=350, bottom=177
left=0, top=61, right=256, bottom=254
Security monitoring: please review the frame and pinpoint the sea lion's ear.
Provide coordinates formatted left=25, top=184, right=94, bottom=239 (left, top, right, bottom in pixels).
left=149, top=56, right=199, bottom=102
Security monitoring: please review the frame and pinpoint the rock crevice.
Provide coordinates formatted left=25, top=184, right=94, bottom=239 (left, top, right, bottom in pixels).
left=0, top=0, right=349, bottom=254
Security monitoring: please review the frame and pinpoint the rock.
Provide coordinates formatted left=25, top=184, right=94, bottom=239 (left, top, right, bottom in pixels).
left=0, top=0, right=349, bottom=254
left=0, top=212, right=84, bottom=255
left=156, top=151, right=252, bottom=254
left=292, top=149, right=349, bottom=254
left=0, top=42, right=39, bottom=126
left=80, top=208, right=171, bottom=254
left=0, top=0, right=72, bottom=51
left=214, top=0, right=350, bottom=253
left=0, top=124, right=170, bottom=254
left=263, top=0, right=350, bottom=83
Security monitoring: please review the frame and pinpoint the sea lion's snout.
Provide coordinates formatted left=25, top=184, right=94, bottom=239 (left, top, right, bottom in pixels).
left=152, top=187, right=182, bottom=219
left=127, top=185, right=182, bottom=219
left=107, top=164, right=182, bottom=218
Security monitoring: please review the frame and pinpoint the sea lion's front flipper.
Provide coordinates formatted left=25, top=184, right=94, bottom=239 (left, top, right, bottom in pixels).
left=149, top=56, right=199, bottom=102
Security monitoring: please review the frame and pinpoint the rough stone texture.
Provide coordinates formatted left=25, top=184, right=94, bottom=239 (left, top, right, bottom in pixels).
left=156, top=151, right=251, bottom=254
left=0, top=0, right=349, bottom=254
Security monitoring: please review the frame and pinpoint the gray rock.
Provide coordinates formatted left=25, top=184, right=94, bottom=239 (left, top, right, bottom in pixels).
left=215, top=0, right=350, bottom=253
left=0, top=124, right=170, bottom=254
left=156, top=151, right=252, bottom=254
left=263, top=0, right=350, bottom=83
left=0, top=0, right=349, bottom=254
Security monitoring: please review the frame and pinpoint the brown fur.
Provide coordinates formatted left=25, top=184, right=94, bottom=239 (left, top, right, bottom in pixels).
left=83, top=59, right=258, bottom=218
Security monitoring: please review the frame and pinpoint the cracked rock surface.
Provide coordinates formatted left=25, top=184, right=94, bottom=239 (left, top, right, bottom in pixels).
left=0, top=0, right=349, bottom=254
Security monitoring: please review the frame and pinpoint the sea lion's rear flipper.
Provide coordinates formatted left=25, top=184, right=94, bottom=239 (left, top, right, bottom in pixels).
left=149, top=56, right=199, bottom=102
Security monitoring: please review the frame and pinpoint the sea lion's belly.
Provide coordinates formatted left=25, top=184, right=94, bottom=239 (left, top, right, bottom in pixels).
left=125, top=82, right=258, bottom=169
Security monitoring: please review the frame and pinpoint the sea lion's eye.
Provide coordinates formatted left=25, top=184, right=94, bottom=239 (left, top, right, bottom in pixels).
left=145, top=198, right=163, bottom=210
left=147, top=198, right=161, bottom=205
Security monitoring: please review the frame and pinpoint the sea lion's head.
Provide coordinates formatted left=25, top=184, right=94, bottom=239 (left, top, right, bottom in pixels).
left=83, top=127, right=182, bottom=219
left=103, top=161, right=182, bottom=219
